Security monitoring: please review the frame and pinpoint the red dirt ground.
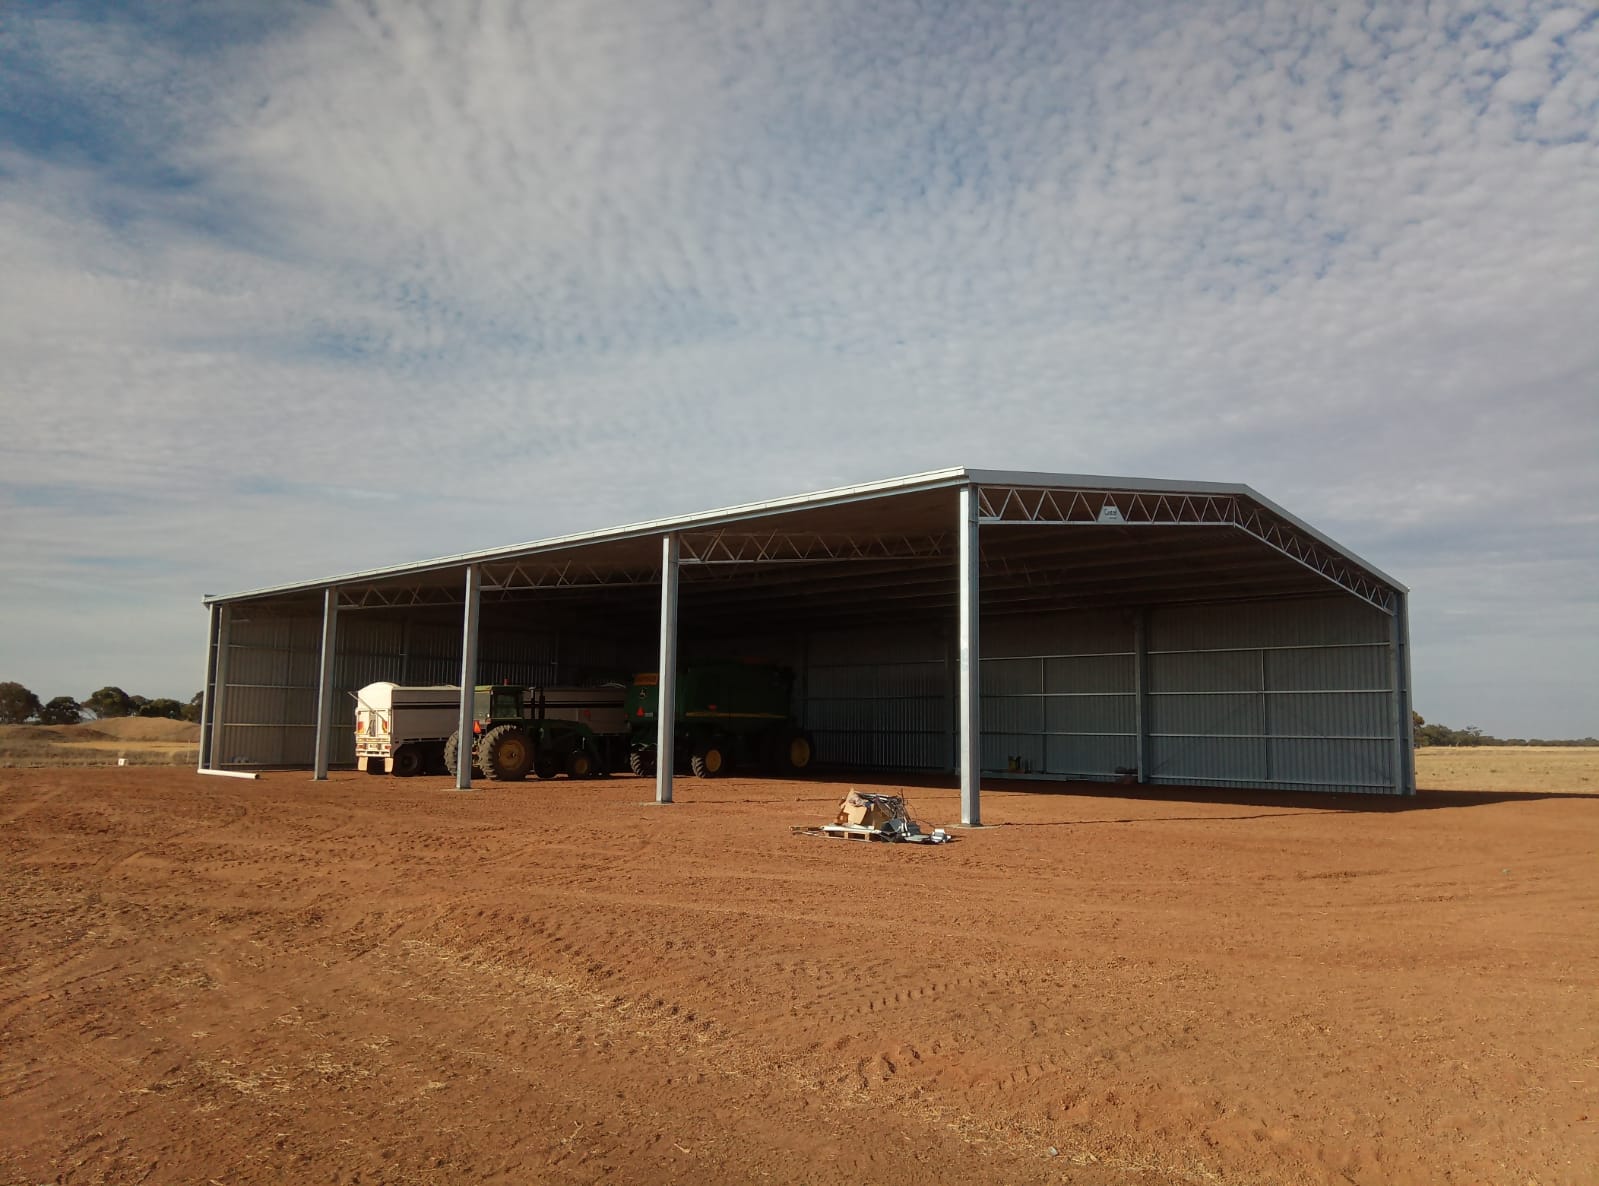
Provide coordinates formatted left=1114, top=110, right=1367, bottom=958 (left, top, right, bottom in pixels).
left=2, top=768, right=1596, bottom=1185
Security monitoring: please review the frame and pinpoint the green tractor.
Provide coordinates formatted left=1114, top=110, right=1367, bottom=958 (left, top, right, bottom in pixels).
left=444, top=683, right=628, bottom=782
left=626, top=661, right=815, bottom=778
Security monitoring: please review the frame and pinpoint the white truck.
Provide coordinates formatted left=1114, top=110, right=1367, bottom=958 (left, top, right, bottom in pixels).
left=355, top=682, right=461, bottom=776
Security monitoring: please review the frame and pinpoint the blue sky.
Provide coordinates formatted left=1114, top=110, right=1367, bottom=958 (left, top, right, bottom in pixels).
left=1, top=0, right=1595, bottom=737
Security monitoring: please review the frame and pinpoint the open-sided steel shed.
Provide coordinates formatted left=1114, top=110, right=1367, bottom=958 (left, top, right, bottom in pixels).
left=198, top=467, right=1415, bottom=819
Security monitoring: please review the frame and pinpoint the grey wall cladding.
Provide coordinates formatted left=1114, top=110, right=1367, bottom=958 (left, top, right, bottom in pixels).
left=212, top=594, right=1401, bottom=791
left=1145, top=597, right=1398, bottom=792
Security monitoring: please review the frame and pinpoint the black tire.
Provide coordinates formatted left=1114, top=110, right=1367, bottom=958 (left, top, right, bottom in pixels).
left=392, top=745, right=423, bottom=778
left=690, top=741, right=729, bottom=779
left=479, top=725, right=535, bottom=782
left=776, top=729, right=814, bottom=775
left=424, top=743, right=448, bottom=775
left=565, top=748, right=595, bottom=779
left=443, top=731, right=462, bottom=777
left=628, top=747, right=655, bottom=778
left=533, top=749, right=561, bottom=780
left=364, top=756, right=385, bottom=776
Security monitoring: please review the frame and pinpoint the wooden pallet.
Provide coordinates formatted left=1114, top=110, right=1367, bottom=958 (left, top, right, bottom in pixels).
left=821, top=824, right=890, bottom=842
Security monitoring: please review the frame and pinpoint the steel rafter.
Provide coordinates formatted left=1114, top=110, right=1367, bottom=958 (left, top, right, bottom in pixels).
left=337, top=562, right=660, bottom=609
left=338, top=584, right=466, bottom=610
left=678, top=530, right=950, bottom=565
left=977, top=485, right=1396, bottom=612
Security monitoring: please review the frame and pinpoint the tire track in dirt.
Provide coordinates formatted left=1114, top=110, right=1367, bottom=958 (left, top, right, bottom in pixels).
left=6, top=768, right=1598, bottom=1186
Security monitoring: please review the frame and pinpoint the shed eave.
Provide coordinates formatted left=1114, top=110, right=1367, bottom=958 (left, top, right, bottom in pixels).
left=203, top=467, right=973, bottom=606
left=204, top=465, right=1407, bottom=607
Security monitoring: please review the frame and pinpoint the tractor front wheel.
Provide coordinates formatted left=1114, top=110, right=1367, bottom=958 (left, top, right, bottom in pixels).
left=690, top=740, right=729, bottom=778
left=565, top=748, right=595, bottom=779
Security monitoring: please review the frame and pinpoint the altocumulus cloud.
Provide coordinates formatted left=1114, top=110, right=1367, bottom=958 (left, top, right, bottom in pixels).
left=0, top=0, right=1594, bottom=736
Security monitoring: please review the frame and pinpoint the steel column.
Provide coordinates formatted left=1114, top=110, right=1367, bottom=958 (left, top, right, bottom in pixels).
left=957, top=485, right=981, bottom=825
left=656, top=534, right=680, bottom=804
left=198, top=603, right=219, bottom=772
left=1390, top=593, right=1415, bottom=795
left=207, top=605, right=233, bottom=769
left=312, top=587, right=339, bottom=780
left=455, top=565, right=481, bottom=790
left=1133, top=607, right=1150, bottom=783
left=1399, top=594, right=1415, bottom=795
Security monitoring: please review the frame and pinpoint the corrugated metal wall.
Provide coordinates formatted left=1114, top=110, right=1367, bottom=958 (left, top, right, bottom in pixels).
left=215, top=614, right=566, bottom=767
left=981, top=609, right=1137, bottom=779
left=215, top=616, right=322, bottom=767
left=1145, top=598, right=1397, bottom=792
left=212, top=594, right=1401, bottom=792
left=801, top=626, right=950, bottom=771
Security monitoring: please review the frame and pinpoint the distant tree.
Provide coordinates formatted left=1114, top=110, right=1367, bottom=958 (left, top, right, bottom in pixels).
left=1411, top=710, right=1426, bottom=746
left=1413, top=716, right=1595, bottom=748
left=84, top=686, right=134, bottom=719
left=181, top=692, right=204, bottom=723
left=1418, top=722, right=1460, bottom=747
left=137, top=697, right=187, bottom=721
left=129, top=694, right=150, bottom=715
left=0, top=681, right=42, bottom=724
left=37, top=696, right=83, bottom=726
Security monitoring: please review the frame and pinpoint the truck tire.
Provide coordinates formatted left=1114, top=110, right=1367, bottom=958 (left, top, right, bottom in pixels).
left=690, top=741, right=729, bottom=778
left=776, top=729, right=814, bottom=775
left=425, top=742, right=448, bottom=775
left=392, top=745, right=424, bottom=778
left=628, top=747, right=655, bottom=778
left=479, top=725, right=535, bottom=781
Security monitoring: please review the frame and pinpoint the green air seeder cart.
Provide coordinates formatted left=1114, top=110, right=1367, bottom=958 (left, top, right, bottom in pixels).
left=625, top=661, right=815, bottom=778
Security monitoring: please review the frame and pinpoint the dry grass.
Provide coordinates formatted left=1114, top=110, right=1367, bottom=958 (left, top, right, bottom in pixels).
left=86, top=717, right=202, bottom=742
left=1415, top=744, right=1599, bottom=793
left=0, top=720, right=200, bottom=768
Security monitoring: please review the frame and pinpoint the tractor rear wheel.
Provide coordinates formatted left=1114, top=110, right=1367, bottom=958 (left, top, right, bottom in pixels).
left=479, top=725, right=535, bottom=781
left=690, top=741, right=729, bottom=778
left=444, top=732, right=484, bottom=779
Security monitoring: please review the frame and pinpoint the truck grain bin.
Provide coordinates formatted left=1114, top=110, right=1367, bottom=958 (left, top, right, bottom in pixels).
left=625, top=661, right=814, bottom=778
left=355, top=682, right=460, bottom=776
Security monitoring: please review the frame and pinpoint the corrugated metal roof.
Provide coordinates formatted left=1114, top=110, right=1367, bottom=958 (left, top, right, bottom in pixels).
left=205, top=467, right=1406, bottom=613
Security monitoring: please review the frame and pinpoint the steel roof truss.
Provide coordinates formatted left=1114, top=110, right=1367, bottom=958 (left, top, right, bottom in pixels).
left=677, top=530, right=949, bottom=565
left=977, top=485, right=1394, bottom=612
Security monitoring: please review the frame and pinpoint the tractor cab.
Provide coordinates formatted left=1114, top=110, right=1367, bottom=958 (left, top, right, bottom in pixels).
left=476, top=684, right=527, bottom=729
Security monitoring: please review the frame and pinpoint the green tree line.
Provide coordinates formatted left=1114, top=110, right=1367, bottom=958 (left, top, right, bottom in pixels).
left=0, top=682, right=202, bottom=726
left=1411, top=711, right=1597, bottom=748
